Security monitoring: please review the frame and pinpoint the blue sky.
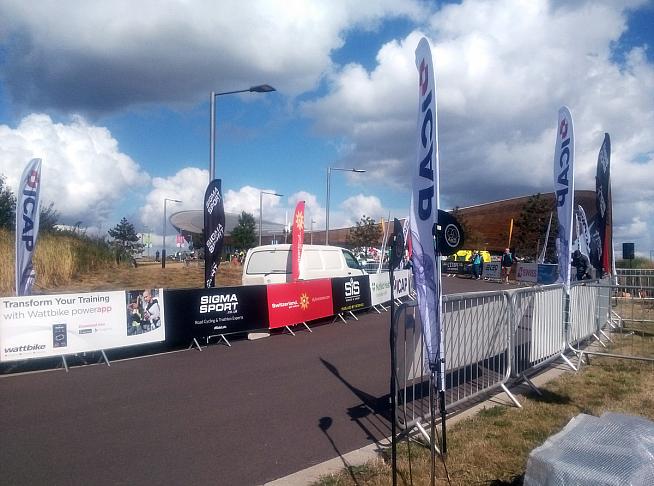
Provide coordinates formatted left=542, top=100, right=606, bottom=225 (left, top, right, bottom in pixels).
left=0, top=0, right=653, bottom=256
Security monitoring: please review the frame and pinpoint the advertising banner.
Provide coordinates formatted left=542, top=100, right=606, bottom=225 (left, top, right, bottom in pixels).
left=291, top=200, right=305, bottom=281
left=204, top=179, right=225, bottom=288
left=369, top=272, right=392, bottom=306
left=267, top=279, right=333, bottom=329
left=331, top=275, right=371, bottom=314
left=537, top=264, right=559, bottom=285
left=393, top=270, right=411, bottom=300
left=482, top=261, right=502, bottom=279
left=163, top=286, right=269, bottom=341
left=442, top=261, right=466, bottom=275
left=553, top=106, right=575, bottom=294
left=1, top=290, right=165, bottom=362
left=516, top=263, right=538, bottom=283
left=595, top=133, right=612, bottom=276
left=411, top=36, right=441, bottom=371
left=15, top=158, right=42, bottom=296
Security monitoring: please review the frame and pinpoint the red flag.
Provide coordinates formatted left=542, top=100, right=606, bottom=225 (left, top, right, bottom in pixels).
left=291, top=200, right=305, bottom=281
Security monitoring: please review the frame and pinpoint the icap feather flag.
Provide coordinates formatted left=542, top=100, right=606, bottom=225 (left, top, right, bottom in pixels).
left=15, top=158, right=42, bottom=296
left=410, top=37, right=441, bottom=372
left=553, top=107, right=575, bottom=294
left=291, top=200, right=305, bottom=281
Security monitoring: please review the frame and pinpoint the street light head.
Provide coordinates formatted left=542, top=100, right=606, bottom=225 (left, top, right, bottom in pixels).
left=351, top=169, right=366, bottom=173
left=250, top=84, right=276, bottom=93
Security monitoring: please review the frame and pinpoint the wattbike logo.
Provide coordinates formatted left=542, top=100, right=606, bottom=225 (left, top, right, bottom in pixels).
left=345, top=278, right=360, bottom=298
left=4, top=343, right=46, bottom=355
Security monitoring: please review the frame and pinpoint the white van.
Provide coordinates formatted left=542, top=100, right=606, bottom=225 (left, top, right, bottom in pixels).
left=241, top=244, right=366, bottom=285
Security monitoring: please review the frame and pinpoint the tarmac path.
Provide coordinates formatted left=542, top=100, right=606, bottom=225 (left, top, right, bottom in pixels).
left=0, top=278, right=518, bottom=485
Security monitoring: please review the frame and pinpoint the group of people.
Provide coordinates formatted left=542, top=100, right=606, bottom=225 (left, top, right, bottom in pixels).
left=468, top=248, right=514, bottom=283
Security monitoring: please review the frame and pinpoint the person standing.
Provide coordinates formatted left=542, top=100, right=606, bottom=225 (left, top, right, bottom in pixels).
left=142, top=289, right=161, bottom=331
left=501, top=248, right=513, bottom=283
left=471, top=250, right=483, bottom=280
left=571, top=249, right=591, bottom=281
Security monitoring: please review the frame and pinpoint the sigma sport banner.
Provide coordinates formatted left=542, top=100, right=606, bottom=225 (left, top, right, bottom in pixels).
left=331, top=275, right=371, bottom=314
left=1, top=290, right=166, bottom=362
left=553, top=106, right=575, bottom=294
left=595, top=133, right=612, bottom=276
left=267, top=279, right=333, bottom=329
left=15, top=158, right=42, bottom=296
left=163, top=286, right=268, bottom=341
left=411, top=37, right=441, bottom=371
left=204, top=179, right=225, bottom=288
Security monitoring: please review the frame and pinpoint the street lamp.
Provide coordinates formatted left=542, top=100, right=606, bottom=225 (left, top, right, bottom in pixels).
left=259, top=191, right=283, bottom=245
left=209, top=84, right=276, bottom=182
left=325, top=167, right=366, bottom=245
left=311, top=219, right=316, bottom=245
left=162, top=198, right=182, bottom=268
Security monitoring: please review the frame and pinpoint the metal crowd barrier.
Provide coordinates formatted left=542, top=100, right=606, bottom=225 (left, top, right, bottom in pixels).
left=510, top=284, right=568, bottom=380
left=392, top=278, right=630, bottom=438
left=394, top=290, right=514, bottom=436
left=616, top=268, right=654, bottom=290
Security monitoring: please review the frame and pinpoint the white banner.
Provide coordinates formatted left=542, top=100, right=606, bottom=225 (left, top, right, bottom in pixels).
left=369, top=270, right=411, bottom=306
left=1, top=289, right=166, bottom=362
left=516, top=263, right=538, bottom=283
left=15, top=158, right=42, bottom=296
left=410, top=37, right=441, bottom=373
left=482, top=261, right=502, bottom=279
left=369, top=272, right=391, bottom=306
left=553, top=106, right=575, bottom=294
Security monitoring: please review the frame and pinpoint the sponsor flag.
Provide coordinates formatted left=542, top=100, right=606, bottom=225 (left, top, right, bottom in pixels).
left=553, top=106, right=575, bottom=294
left=15, top=158, right=42, bottom=296
left=595, top=133, right=612, bottom=276
left=410, top=37, right=441, bottom=372
left=291, top=200, right=305, bottom=281
left=204, top=179, right=225, bottom=288
left=575, top=205, right=591, bottom=258
left=538, top=212, right=553, bottom=264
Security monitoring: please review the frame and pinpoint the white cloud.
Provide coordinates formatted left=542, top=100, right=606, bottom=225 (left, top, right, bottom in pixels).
left=0, top=114, right=148, bottom=225
left=0, top=0, right=422, bottom=114
left=303, top=0, right=654, bottom=255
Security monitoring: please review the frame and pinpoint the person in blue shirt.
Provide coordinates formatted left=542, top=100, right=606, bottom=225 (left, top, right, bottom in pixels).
left=471, top=250, right=483, bottom=280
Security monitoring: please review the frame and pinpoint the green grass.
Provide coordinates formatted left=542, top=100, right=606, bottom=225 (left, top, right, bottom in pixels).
left=314, top=339, right=654, bottom=486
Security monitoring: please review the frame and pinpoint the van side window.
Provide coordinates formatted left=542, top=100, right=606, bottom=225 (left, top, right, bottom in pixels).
left=342, top=250, right=361, bottom=270
left=246, top=250, right=291, bottom=274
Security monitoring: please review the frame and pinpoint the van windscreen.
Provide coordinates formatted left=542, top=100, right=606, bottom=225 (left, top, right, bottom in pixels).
left=246, top=250, right=291, bottom=275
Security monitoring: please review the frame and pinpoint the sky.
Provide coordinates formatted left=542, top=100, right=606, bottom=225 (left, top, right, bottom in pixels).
left=0, top=0, right=652, bottom=257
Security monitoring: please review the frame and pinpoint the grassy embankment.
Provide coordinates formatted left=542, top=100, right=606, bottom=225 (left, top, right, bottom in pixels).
left=315, top=301, right=653, bottom=486
left=0, top=228, right=243, bottom=296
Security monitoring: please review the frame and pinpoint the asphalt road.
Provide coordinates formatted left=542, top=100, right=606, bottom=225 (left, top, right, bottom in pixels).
left=0, top=277, right=518, bottom=486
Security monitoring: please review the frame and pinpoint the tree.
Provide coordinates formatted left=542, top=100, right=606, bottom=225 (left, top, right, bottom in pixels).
left=0, top=175, right=16, bottom=229
left=346, top=215, right=382, bottom=257
left=231, top=211, right=256, bottom=250
left=107, top=217, right=144, bottom=263
left=514, top=194, right=557, bottom=261
left=39, top=201, right=60, bottom=232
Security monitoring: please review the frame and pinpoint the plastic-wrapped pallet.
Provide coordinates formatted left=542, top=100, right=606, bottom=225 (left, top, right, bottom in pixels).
left=524, top=412, right=654, bottom=485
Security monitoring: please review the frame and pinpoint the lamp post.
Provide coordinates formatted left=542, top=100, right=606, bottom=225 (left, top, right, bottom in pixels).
left=259, top=191, right=283, bottom=245
left=325, top=167, right=366, bottom=245
left=210, top=84, right=276, bottom=182
left=162, top=198, right=182, bottom=268
left=311, top=219, right=316, bottom=245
